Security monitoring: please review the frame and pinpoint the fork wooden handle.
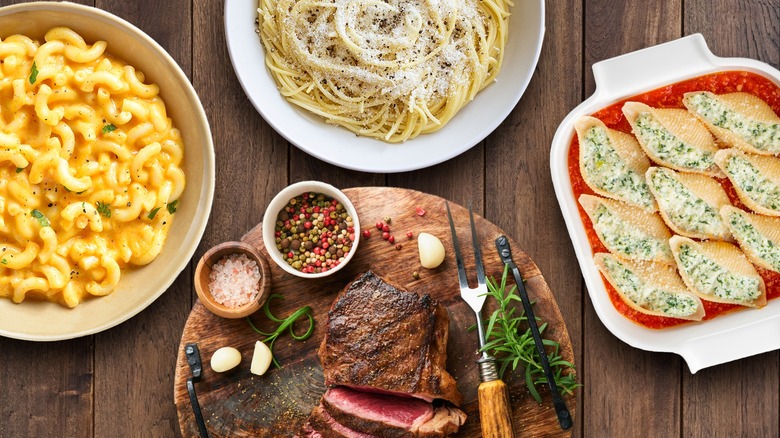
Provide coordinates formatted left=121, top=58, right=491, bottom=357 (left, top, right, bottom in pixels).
left=478, top=379, right=515, bottom=438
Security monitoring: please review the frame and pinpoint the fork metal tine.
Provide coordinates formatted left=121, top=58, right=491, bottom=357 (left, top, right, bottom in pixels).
left=446, top=202, right=469, bottom=290
left=468, top=205, right=486, bottom=286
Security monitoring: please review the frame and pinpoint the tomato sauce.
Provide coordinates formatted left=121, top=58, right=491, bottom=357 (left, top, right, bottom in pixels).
left=568, top=71, right=780, bottom=329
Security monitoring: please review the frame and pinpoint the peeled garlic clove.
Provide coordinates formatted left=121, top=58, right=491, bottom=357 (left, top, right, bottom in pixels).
left=418, top=232, right=446, bottom=269
left=250, top=341, right=273, bottom=376
left=210, top=346, right=241, bottom=372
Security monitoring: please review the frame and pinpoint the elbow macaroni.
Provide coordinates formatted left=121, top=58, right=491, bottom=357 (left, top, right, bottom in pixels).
left=0, top=27, right=185, bottom=307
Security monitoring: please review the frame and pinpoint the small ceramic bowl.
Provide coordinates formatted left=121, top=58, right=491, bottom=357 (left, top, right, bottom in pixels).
left=194, top=241, right=271, bottom=318
left=262, top=181, right=360, bottom=278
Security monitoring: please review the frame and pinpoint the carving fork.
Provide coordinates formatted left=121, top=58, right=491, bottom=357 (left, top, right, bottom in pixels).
left=446, top=203, right=514, bottom=438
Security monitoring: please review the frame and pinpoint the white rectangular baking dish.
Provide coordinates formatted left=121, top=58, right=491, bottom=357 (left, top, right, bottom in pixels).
left=550, top=34, right=780, bottom=373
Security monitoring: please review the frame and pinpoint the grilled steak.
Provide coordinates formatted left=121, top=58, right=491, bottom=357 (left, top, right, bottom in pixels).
left=321, top=386, right=466, bottom=438
left=298, top=405, right=377, bottom=438
left=318, top=271, right=462, bottom=406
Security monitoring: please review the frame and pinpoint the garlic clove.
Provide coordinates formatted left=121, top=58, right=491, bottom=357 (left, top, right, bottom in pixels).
left=250, top=341, right=273, bottom=376
left=418, top=232, right=446, bottom=269
left=210, top=346, right=241, bottom=372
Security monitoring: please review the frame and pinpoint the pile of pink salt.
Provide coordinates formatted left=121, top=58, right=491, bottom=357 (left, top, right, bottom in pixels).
left=208, top=253, right=261, bottom=308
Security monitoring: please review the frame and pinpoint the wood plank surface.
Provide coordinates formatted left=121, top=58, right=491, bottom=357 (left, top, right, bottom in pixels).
left=1, top=1, right=779, bottom=437
left=173, top=188, right=576, bottom=437
left=581, top=2, right=684, bottom=436
left=682, top=2, right=780, bottom=438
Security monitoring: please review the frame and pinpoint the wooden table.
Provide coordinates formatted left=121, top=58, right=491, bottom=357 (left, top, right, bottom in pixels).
left=0, top=1, right=777, bottom=437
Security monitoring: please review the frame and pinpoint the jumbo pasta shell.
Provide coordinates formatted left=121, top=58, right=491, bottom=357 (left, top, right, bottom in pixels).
left=594, top=252, right=704, bottom=321
left=715, top=148, right=780, bottom=216
left=721, top=205, right=780, bottom=273
left=623, top=101, right=722, bottom=176
left=579, top=194, right=673, bottom=264
left=670, top=235, right=766, bottom=308
left=575, top=116, right=657, bottom=212
left=646, top=167, right=732, bottom=240
left=683, top=91, right=780, bottom=156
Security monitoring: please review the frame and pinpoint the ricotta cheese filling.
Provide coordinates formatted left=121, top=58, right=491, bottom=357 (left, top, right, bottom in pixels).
left=581, top=126, right=655, bottom=209
left=648, top=169, right=724, bottom=235
left=592, top=204, right=671, bottom=261
left=601, top=256, right=699, bottom=317
left=676, top=243, right=761, bottom=302
left=728, top=212, right=780, bottom=272
left=686, top=92, right=780, bottom=154
left=725, top=155, right=780, bottom=212
left=634, top=112, right=715, bottom=172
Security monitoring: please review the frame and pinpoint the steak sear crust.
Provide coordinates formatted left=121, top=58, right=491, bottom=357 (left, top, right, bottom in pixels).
left=318, top=271, right=463, bottom=406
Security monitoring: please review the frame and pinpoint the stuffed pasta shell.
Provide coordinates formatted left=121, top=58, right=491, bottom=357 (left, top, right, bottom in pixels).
left=594, top=253, right=704, bottom=320
left=715, top=148, right=780, bottom=216
left=575, top=116, right=656, bottom=212
left=646, top=167, right=732, bottom=240
left=722, top=205, right=780, bottom=273
left=579, top=194, right=673, bottom=263
left=670, top=236, right=766, bottom=308
left=683, top=91, right=780, bottom=156
left=623, top=101, right=722, bottom=176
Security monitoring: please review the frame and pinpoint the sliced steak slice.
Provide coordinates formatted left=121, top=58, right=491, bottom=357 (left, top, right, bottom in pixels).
left=297, top=404, right=378, bottom=438
left=319, top=271, right=462, bottom=406
left=322, top=386, right=466, bottom=438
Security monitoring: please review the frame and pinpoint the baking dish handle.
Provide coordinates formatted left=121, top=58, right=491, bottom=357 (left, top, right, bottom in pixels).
left=592, top=34, right=716, bottom=97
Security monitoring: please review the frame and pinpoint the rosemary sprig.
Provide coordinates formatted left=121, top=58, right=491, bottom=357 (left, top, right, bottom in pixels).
left=247, top=294, right=314, bottom=368
left=480, top=265, right=580, bottom=403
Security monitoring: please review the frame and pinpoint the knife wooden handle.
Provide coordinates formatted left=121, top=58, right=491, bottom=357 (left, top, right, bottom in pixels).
left=478, top=379, right=515, bottom=438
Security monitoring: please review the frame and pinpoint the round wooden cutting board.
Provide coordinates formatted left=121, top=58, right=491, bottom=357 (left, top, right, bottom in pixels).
left=174, top=187, right=576, bottom=437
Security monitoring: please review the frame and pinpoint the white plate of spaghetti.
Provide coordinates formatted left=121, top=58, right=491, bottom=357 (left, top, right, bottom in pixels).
left=225, top=0, right=544, bottom=173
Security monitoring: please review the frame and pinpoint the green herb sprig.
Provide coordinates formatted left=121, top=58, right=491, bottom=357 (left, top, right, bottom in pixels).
left=479, top=265, right=580, bottom=403
left=31, top=209, right=50, bottom=227
left=247, top=294, right=314, bottom=368
left=29, top=62, right=38, bottom=84
left=96, top=202, right=111, bottom=218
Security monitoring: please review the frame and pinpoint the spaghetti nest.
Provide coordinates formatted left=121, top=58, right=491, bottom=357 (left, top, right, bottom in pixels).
left=258, top=0, right=512, bottom=143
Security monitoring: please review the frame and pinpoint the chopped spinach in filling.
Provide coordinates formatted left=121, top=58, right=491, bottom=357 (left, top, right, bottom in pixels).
left=726, top=155, right=780, bottom=211
left=634, top=112, right=715, bottom=172
left=728, top=212, right=780, bottom=272
left=686, top=92, right=780, bottom=154
left=602, top=256, right=699, bottom=317
left=592, top=204, right=671, bottom=260
left=676, top=243, right=761, bottom=302
left=581, top=126, right=655, bottom=209
left=649, top=169, right=724, bottom=235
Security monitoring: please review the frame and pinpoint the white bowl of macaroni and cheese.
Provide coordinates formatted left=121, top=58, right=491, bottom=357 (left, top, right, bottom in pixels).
left=0, top=2, right=214, bottom=340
